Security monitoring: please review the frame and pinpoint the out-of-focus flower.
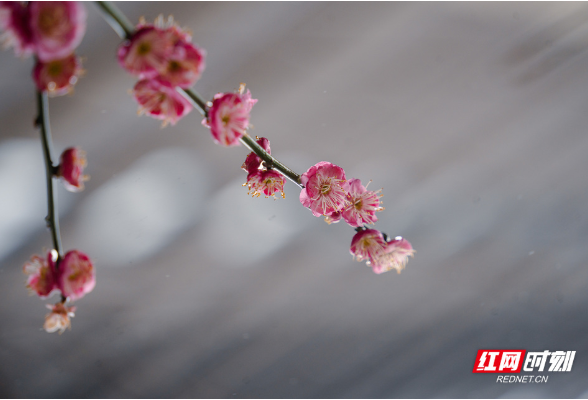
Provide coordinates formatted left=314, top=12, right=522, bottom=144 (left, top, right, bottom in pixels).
left=57, top=146, right=88, bottom=192
left=341, top=178, right=383, bottom=227
left=203, top=84, right=257, bottom=146
left=29, top=1, right=86, bottom=62
left=245, top=170, right=285, bottom=199
left=23, top=250, right=59, bottom=299
left=0, top=1, right=35, bottom=57
left=241, top=137, right=271, bottom=174
left=133, top=78, right=193, bottom=126
left=349, top=228, right=387, bottom=264
left=32, top=54, right=82, bottom=96
left=118, top=16, right=205, bottom=88
left=117, top=26, right=170, bottom=79
left=43, top=302, right=75, bottom=334
left=57, top=250, right=95, bottom=301
left=299, top=161, right=350, bottom=217
left=371, top=237, right=415, bottom=274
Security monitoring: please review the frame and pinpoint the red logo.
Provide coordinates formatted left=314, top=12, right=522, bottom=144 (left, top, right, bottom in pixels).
left=473, top=350, right=526, bottom=373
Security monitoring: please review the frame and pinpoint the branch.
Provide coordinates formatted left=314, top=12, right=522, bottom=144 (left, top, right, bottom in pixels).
left=36, top=91, right=64, bottom=260
left=94, top=1, right=303, bottom=188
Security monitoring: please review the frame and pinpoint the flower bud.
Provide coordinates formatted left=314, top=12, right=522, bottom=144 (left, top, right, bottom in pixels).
left=57, top=146, right=88, bottom=192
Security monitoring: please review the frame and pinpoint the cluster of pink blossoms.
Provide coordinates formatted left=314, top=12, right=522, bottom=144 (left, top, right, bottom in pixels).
left=0, top=1, right=86, bottom=96
left=24, top=249, right=95, bottom=333
left=299, top=161, right=414, bottom=274
left=118, top=16, right=205, bottom=127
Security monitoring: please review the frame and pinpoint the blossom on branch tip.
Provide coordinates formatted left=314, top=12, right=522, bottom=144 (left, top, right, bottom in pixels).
left=44, top=302, right=75, bottom=334
left=299, top=161, right=350, bottom=217
left=33, top=54, right=83, bottom=96
left=23, top=251, right=59, bottom=299
left=57, top=146, right=88, bottom=192
left=29, top=1, right=86, bottom=62
left=371, top=237, right=415, bottom=274
left=133, top=79, right=193, bottom=126
left=245, top=170, right=285, bottom=199
left=203, top=84, right=257, bottom=146
left=341, top=178, right=383, bottom=227
left=0, top=1, right=35, bottom=57
left=350, top=229, right=414, bottom=274
left=57, top=250, right=95, bottom=302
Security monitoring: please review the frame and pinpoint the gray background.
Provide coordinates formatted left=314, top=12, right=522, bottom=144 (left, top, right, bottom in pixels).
left=1, top=2, right=588, bottom=398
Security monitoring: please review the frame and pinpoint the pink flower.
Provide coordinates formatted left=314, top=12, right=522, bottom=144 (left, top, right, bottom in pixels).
left=29, top=1, right=86, bottom=62
left=117, top=16, right=205, bottom=88
left=132, top=78, right=193, bottom=126
left=117, top=26, right=170, bottom=79
left=349, top=229, right=387, bottom=264
left=241, top=136, right=271, bottom=174
left=203, top=84, right=257, bottom=146
left=371, top=237, right=415, bottom=274
left=299, top=161, right=350, bottom=217
left=0, top=1, right=35, bottom=57
left=245, top=170, right=285, bottom=199
left=32, top=54, right=83, bottom=96
left=44, top=302, right=75, bottom=334
left=57, top=146, right=88, bottom=192
left=57, top=250, right=95, bottom=301
left=156, top=38, right=205, bottom=88
left=341, top=178, right=383, bottom=227
left=23, top=251, right=59, bottom=299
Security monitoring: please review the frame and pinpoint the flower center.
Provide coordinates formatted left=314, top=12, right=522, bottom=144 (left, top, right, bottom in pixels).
left=137, top=42, right=151, bottom=55
left=38, top=6, right=69, bottom=37
left=321, top=183, right=331, bottom=195
left=221, top=115, right=230, bottom=126
left=354, top=199, right=363, bottom=210
left=168, top=60, right=181, bottom=72
left=47, top=61, right=63, bottom=77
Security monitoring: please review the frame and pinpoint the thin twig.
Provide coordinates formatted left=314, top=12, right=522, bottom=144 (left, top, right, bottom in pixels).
left=94, top=0, right=303, bottom=188
left=36, top=91, right=64, bottom=260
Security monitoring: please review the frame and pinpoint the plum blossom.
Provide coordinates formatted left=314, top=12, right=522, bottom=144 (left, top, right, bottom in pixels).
left=133, top=78, right=193, bottom=127
left=29, top=1, right=86, bottom=62
left=341, top=178, right=383, bottom=227
left=117, top=15, right=205, bottom=88
left=245, top=170, right=286, bottom=199
left=57, top=146, right=88, bottom=192
left=371, top=237, right=415, bottom=274
left=350, top=229, right=387, bottom=264
left=33, top=54, right=83, bottom=96
left=299, top=161, right=350, bottom=217
left=23, top=251, right=59, bottom=299
left=324, top=211, right=342, bottom=225
left=350, top=229, right=414, bottom=274
left=44, top=302, right=75, bottom=334
left=58, top=250, right=95, bottom=301
left=0, top=1, right=35, bottom=57
left=203, top=84, right=257, bottom=146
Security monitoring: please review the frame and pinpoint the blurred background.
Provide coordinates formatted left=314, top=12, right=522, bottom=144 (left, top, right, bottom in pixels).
left=1, top=2, right=588, bottom=398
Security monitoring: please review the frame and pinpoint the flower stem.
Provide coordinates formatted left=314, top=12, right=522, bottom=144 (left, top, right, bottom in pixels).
left=94, top=1, right=303, bottom=188
left=95, top=1, right=134, bottom=39
left=36, top=91, right=64, bottom=261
